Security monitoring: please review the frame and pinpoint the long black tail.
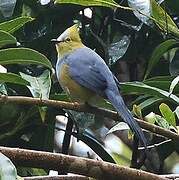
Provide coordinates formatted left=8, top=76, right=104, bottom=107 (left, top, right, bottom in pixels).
left=106, top=89, right=147, bottom=147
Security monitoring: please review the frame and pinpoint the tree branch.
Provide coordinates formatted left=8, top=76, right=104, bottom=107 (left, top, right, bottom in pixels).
left=24, top=175, right=89, bottom=180
left=0, top=95, right=179, bottom=141
left=0, top=146, right=167, bottom=180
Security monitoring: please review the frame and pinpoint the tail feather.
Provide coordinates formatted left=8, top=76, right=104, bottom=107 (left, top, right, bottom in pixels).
left=106, top=89, right=147, bottom=147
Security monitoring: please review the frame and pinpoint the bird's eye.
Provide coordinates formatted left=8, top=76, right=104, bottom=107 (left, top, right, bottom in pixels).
left=65, top=37, right=71, bottom=42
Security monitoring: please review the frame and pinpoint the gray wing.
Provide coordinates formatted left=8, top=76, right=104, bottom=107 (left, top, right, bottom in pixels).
left=66, top=47, right=110, bottom=96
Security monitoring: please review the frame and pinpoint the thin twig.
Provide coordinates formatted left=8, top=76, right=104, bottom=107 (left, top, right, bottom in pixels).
left=0, top=95, right=179, bottom=141
left=138, top=139, right=172, bottom=150
left=0, top=146, right=167, bottom=180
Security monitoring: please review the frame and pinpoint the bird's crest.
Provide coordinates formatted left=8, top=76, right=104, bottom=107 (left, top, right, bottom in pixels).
left=67, top=24, right=81, bottom=42
left=55, top=24, right=83, bottom=58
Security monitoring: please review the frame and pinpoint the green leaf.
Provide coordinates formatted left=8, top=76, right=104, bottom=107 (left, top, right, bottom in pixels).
left=144, top=76, right=179, bottom=94
left=111, top=142, right=132, bottom=166
left=169, top=76, right=179, bottom=94
left=151, top=0, right=179, bottom=37
left=20, top=70, right=51, bottom=121
left=0, top=153, right=17, bottom=180
left=159, top=103, right=176, bottom=127
left=120, top=81, right=179, bottom=104
left=0, top=73, right=30, bottom=86
left=145, top=76, right=173, bottom=82
left=144, top=39, right=179, bottom=80
left=20, top=70, right=51, bottom=99
left=144, top=76, right=173, bottom=91
left=55, top=0, right=131, bottom=10
left=169, top=49, right=179, bottom=76
left=108, top=35, right=130, bottom=65
left=145, top=112, right=156, bottom=124
left=55, top=0, right=119, bottom=8
left=0, top=48, right=52, bottom=69
left=128, top=0, right=153, bottom=26
left=174, top=106, right=179, bottom=121
left=0, top=83, right=7, bottom=95
left=112, top=152, right=131, bottom=166
left=107, top=122, right=130, bottom=135
left=155, top=114, right=170, bottom=129
left=132, top=104, right=142, bottom=119
left=0, top=30, right=17, bottom=47
left=0, top=16, right=34, bottom=33
left=139, top=97, right=163, bottom=110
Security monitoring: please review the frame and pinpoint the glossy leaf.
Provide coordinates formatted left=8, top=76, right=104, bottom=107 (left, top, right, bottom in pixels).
left=151, top=0, right=179, bottom=37
left=139, top=97, right=163, bottom=110
left=159, top=103, right=176, bottom=127
left=0, top=153, right=17, bottom=180
left=145, top=112, right=156, bottom=124
left=0, top=83, right=7, bottom=95
left=132, top=104, right=142, bottom=119
left=144, top=39, right=179, bottom=80
left=20, top=70, right=51, bottom=121
left=55, top=0, right=131, bottom=10
left=169, top=76, right=179, bottom=94
left=0, top=48, right=52, bottom=69
left=107, top=122, right=130, bottom=135
left=120, top=81, right=179, bottom=104
left=155, top=114, right=170, bottom=129
left=145, top=76, right=173, bottom=82
left=128, top=0, right=153, bottom=26
left=0, top=0, right=17, bottom=18
left=169, top=49, right=179, bottom=76
left=0, top=16, right=34, bottom=33
left=0, top=30, right=16, bottom=47
left=174, top=106, right=179, bottom=120
left=20, top=70, right=51, bottom=100
left=128, top=0, right=179, bottom=36
left=0, top=73, right=30, bottom=86
left=0, top=65, right=7, bottom=73
left=108, top=35, right=130, bottom=65
left=55, top=0, right=118, bottom=7
left=112, top=152, right=131, bottom=166
left=144, top=76, right=173, bottom=91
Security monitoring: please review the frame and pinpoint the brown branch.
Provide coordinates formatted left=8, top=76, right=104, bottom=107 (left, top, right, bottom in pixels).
left=0, top=95, right=179, bottom=141
left=24, top=175, right=89, bottom=180
left=0, top=146, right=167, bottom=180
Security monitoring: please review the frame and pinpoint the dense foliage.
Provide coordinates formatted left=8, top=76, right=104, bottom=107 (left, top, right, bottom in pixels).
left=0, top=0, right=179, bottom=179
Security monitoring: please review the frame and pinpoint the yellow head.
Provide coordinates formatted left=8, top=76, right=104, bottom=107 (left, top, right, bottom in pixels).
left=52, top=24, right=84, bottom=58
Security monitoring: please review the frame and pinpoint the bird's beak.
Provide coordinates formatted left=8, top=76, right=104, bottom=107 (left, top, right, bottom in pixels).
left=51, top=39, right=62, bottom=44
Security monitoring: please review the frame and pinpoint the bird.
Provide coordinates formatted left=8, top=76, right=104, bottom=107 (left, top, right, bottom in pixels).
left=52, top=24, right=147, bottom=147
